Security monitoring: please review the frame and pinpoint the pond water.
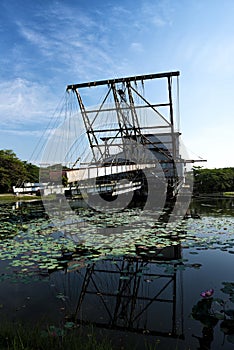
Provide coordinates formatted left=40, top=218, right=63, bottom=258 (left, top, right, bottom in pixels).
left=0, top=197, right=234, bottom=349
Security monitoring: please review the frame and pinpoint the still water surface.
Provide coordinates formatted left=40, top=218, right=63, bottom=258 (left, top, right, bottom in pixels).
left=0, top=197, right=234, bottom=349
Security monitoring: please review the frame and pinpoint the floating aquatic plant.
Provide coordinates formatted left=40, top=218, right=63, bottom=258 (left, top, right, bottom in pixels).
left=0, top=201, right=234, bottom=283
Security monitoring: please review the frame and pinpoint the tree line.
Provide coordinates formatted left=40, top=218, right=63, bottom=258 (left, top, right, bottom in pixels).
left=0, top=149, right=39, bottom=193
left=193, top=166, right=234, bottom=194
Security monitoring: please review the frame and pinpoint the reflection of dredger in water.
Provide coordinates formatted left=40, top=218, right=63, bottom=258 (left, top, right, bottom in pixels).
left=57, top=242, right=185, bottom=344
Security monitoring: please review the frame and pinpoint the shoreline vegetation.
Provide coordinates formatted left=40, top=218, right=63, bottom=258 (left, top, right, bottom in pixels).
left=0, top=192, right=234, bottom=203
left=0, top=194, right=54, bottom=202
left=0, top=321, right=117, bottom=350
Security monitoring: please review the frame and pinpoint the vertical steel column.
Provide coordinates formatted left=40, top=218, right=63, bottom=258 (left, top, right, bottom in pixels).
left=111, top=82, right=129, bottom=157
left=126, top=81, right=141, bottom=138
left=167, top=76, right=177, bottom=163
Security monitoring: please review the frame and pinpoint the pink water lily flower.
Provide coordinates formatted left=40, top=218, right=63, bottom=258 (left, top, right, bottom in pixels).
left=200, top=288, right=214, bottom=298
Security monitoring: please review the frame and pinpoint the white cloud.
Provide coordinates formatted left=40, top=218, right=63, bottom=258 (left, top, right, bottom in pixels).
left=0, top=78, right=58, bottom=125
left=15, top=7, right=116, bottom=81
left=0, top=128, right=43, bottom=137
left=10, top=1, right=177, bottom=87
left=152, top=16, right=167, bottom=27
left=141, top=0, right=173, bottom=28
left=18, top=24, right=51, bottom=55
left=130, top=42, right=144, bottom=53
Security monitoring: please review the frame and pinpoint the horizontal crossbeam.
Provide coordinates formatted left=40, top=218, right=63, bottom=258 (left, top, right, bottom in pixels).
left=67, top=71, right=180, bottom=90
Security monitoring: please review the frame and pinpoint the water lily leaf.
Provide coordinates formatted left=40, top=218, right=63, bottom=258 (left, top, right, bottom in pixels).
left=191, top=263, right=202, bottom=269
left=213, top=298, right=225, bottom=306
left=64, top=321, right=75, bottom=329
left=213, top=312, right=224, bottom=320
left=56, top=293, right=68, bottom=301
left=120, top=276, right=130, bottom=280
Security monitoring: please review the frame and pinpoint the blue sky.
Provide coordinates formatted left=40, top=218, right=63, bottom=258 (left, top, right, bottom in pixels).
left=0, top=0, right=233, bottom=168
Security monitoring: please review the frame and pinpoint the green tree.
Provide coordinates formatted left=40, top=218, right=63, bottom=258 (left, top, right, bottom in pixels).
left=0, top=150, right=39, bottom=193
left=0, top=150, right=27, bottom=193
left=23, top=161, right=39, bottom=182
left=193, top=166, right=234, bottom=194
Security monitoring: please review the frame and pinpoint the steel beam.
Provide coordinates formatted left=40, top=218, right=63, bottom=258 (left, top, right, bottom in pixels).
left=67, top=71, right=180, bottom=90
